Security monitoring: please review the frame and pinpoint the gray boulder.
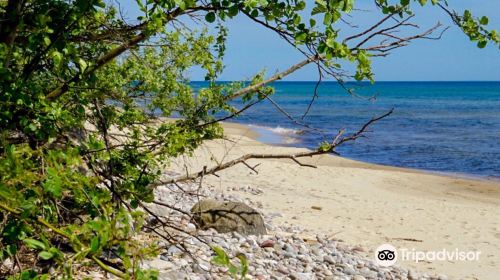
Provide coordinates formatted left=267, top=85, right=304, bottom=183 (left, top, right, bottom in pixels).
left=190, top=199, right=267, bottom=235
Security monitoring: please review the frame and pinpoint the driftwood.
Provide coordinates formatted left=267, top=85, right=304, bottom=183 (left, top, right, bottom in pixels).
left=152, top=109, right=394, bottom=186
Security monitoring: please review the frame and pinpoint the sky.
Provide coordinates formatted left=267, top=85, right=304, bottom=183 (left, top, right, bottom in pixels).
left=120, top=1, right=500, bottom=81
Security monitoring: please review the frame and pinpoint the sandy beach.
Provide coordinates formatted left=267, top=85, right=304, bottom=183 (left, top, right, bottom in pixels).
left=169, top=122, right=500, bottom=280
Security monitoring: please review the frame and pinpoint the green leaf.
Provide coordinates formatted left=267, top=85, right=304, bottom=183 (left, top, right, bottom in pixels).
left=24, top=239, right=46, bottom=250
left=228, top=264, right=238, bottom=276
left=175, top=0, right=187, bottom=10
left=323, top=13, right=332, bottom=25
left=212, top=246, right=228, bottom=259
left=211, top=246, right=230, bottom=265
left=325, top=38, right=335, bottom=48
left=228, top=5, right=239, bottom=17
left=418, top=0, right=427, bottom=6
left=6, top=245, right=17, bottom=256
left=136, top=0, right=147, bottom=12
left=295, top=32, right=307, bottom=42
left=477, top=40, right=487, bottom=48
left=20, top=271, right=37, bottom=279
left=78, top=58, right=88, bottom=72
left=43, top=37, right=51, bottom=46
left=236, top=253, right=248, bottom=277
left=295, top=1, right=306, bottom=10
left=479, top=16, right=489, bottom=25
left=211, top=256, right=227, bottom=265
left=52, top=51, right=63, bottom=66
left=90, top=237, right=100, bottom=253
left=205, top=12, right=216, bottom=23
left=39, top=251, right=54, bottom=260
left=43, top=167, right=63, bottom=198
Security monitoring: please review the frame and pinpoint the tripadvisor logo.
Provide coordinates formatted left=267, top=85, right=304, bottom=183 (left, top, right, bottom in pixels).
left=374, top=244, right=481, bottom=267
left=375, top=244, right=397, bottom=267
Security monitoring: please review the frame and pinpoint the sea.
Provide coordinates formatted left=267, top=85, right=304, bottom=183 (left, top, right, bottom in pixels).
left=192, top=81, right=500, bottom=179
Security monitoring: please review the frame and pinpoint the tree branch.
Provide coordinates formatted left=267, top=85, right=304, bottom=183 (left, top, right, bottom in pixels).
left=45, top=7, right=185, bottom=101
left=226, top=54, right=321, bottom=101
left=151, top=109, right=394, bottom=186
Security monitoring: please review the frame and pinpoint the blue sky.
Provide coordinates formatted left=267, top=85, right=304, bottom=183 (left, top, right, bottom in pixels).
left=121, top=1, right=499, bottom=81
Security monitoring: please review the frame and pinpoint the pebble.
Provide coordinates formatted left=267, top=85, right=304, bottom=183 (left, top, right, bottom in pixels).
left=277, top=265, right=289, bottom=274
left=86, top=182, right=447, bottom=280
left=408, top=269, right=420, bottom=279
left=324, top=255, right=336, bottom=265
left=166, top=245, right=182, bottom=256
left=186, top=223, right=197, bottom=233
left=291, top=272, right=315, bottom=280
left=343, top=265, right=356, bottom=275
left=259, top=239, right=274, bottom=248
left=146, top=259, right=175, bottom=270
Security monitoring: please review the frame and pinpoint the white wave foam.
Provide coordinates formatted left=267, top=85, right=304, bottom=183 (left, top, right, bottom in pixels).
left=248, top=124, right=299, bottom=135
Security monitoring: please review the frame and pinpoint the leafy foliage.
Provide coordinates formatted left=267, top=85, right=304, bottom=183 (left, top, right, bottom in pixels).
left=211, top=246, right=249, bottom=279
left=0, top=0, right=497, bottom=279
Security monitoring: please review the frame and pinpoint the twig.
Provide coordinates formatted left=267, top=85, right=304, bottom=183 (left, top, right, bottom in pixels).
left=150, top=109, right=393, bottom=186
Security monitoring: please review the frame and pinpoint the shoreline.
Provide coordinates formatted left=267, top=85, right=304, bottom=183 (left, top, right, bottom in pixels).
left=226, top=121, right=500, bottom=183
left=172, top=121, right=500, bottom=280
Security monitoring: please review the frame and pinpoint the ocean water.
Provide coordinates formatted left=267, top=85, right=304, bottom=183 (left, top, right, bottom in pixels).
left=193, top=81, right=500, bottom=179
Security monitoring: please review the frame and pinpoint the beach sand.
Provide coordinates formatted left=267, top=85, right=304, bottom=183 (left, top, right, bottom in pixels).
left=170, top=122, right=500, bottom=280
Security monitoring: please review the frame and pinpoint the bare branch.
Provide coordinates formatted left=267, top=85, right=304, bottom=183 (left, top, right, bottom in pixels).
left=151, top=109, right=394, bottom=187
left=265, top=95, right=324, bottom=133
left=226, top=54, right=321, bottom=101
left=343, top=12, right=396, bottom=43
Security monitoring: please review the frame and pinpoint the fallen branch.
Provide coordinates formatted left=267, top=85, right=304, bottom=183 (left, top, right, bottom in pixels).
left=151, top=109, right=394, bottom=186
left=391, top=237, right=423, bottom=243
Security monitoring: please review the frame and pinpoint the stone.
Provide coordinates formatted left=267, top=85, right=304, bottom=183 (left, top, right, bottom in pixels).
left=192, top=261, right=211, bottom=273
left=2, top=258, right=12, bottom=268
left=438, top=274, right=448, bottom=280
left=352, top=246, right=365, bottom=252
left=323, top=269, right=334, bottom=276
left=159, top=270, right=188, bottom=279
left=343, top=265, right=355, bottom=275
left=324, top=255, right=336, bottom=265
left=284, top=244, right=297, bottom=254
left=259, top=239, right=275, bottom=248
left=311, top=247, right=322, bottom=256
left=291, top=272, right=315, bottom=280
left=408, top=269, right=419, bottom=280
left=277, top=265, right=289, bottom=274
left=166, top=245, right=183, bottom=256
left=145, top=258, right=175, bottom=271
left=191, top=199, right=267, bottom=235
left=360, top=267, right=377, bottom=278
left=186, top=223, right=196, bottom=233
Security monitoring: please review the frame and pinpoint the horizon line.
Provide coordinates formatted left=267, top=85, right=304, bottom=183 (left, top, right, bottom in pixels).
left=190, top=80, right=500, bottom=83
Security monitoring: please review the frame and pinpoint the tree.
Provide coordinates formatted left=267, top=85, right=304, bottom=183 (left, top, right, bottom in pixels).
left=0, top=0, right=497, bottom=278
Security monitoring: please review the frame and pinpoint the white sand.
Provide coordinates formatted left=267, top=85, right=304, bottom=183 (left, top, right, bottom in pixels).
left=170, top=122, right=500, bottom=280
